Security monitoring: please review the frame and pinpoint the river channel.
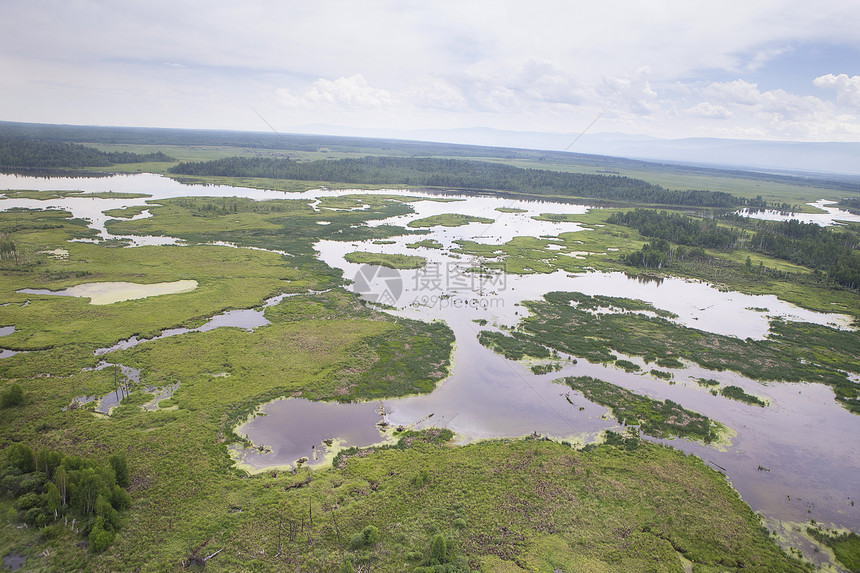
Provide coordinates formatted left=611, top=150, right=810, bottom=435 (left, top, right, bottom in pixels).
left=1, top=172, right=858, bottom=561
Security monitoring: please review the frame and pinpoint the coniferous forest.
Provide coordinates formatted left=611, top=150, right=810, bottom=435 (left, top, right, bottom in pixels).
left=609, top=209, right=860, bottom=288
left=169, top=155, right=765, bottom=208
left=0, top=134, right=174, bottom=169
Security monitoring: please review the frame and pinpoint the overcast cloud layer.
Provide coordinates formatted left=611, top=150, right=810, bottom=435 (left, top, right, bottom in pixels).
left=2, top=0, right=859, bottom=143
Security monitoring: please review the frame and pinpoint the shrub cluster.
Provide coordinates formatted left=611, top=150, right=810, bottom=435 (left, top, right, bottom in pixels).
left=1, top=443, right=131, bottom=553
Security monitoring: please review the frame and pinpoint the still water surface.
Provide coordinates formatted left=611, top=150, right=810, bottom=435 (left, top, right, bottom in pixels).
left=2, top=173, right=858, bottom=542
left=739, top=199, right=860, bottom=225
left=236, top=238, right=860, bottom=534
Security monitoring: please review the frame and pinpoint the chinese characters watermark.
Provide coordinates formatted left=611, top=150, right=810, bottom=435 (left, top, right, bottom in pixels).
left=352, top=260, right=506, bottom=310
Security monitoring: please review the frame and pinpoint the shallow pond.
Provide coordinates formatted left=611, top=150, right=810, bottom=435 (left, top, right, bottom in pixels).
left=20, top=279, right=198, bottom=305
left=66, top=378, right=178, bottom=415
left=69, top=361, right=142, bottom=415
left=232, top=399, right=385, bottom=470
left=2, top=172, right=858, bottom=544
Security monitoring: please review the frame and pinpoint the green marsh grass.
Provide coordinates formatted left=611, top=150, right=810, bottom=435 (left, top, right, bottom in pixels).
left=407, top=213, right=494, bottom=228
left=344, top=251, right=426, bottom=270
left=561, top=376, right=722, bottom=443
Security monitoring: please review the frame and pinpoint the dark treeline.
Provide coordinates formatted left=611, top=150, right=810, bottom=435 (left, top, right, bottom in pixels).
left=620, top=238, right=712, bottom=269
left=1, top=121, right=524, bottom=158
left=745, top=218, right=860, bottom=288
left=612, top=209, right=860, bottom=288
left=169, top=155, right=756, bottom=207
left=103, top=150, right=174, bottom=163
left=0, top=134, right=174, bottom=169
left=837, top=196, right=860, bottom=214
left=607, top=209, right=744, bottom=249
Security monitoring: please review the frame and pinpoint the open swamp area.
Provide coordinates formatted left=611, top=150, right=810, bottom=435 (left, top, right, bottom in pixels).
left=1, top=129, right=859, bottom=572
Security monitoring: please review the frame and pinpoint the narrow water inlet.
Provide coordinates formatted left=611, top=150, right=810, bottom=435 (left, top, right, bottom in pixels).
left=94, top=291, right=304, bottom=355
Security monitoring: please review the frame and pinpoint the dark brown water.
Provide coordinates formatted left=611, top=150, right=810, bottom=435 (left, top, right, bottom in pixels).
left=233, top=399, right=385, bottom=469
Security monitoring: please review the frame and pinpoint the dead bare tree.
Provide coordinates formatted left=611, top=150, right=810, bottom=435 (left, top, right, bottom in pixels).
left=330, top=507, right=343, bottom=548
left=275, top=506, right=283, bottom=557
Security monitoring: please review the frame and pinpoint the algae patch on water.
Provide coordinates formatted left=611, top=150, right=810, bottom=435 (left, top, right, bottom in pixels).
left=21, top=279, right=198, bottom=305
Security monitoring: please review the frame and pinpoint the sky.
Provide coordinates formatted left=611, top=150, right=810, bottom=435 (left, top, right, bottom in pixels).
left=2, top=0, right=860, bottom=144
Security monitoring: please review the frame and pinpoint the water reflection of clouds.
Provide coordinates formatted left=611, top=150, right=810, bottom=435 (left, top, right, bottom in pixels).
left=739, top=199, right=860, bottom=226
left=318, top=234, right=855, bottom=339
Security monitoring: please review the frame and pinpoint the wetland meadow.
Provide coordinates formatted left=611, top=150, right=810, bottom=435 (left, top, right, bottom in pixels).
left=1, top=133, right=859, bottom=572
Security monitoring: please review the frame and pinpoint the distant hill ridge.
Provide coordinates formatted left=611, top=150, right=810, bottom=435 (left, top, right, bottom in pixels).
left=1, top=120, right=858, bottom=185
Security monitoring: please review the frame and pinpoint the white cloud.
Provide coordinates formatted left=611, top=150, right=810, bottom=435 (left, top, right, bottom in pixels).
left=512, top=60, right=586, bottom=106
left=601, top=66, right=658, bottom=115
left=681, top=79, right=860, bottom=140
left=685, top=102, right=733, bottom=120
left=741, top=47, right=791, bottom=72
left=409, top=81, right=468, bottom=111
left=275, top=88, right=302, bottom=108
left=279, top=75, right=395, bottom=108
left=426, top=60, right=588, bottom=116
left=702, top=80, right=762, bottom=106
left=814, top=73, right=860, bottom=108
left=703, top=80, right=827, bottom=116
left=2, top=0, right=860, bottom=140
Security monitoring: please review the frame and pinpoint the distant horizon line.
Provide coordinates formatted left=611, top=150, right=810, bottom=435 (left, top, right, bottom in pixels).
left=2, top=119, right=859, bottom=178
left=4, top=118, right=860, bottom=146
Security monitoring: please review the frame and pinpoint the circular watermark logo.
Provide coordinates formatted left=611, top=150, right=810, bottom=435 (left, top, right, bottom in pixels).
left=352, top=264, right=403, bottom=305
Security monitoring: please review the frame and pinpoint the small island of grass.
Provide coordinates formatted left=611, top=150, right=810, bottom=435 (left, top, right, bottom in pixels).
left=407, top=213, right=494, bottom=228
left=532, top=213, right=583, bottom=222
left=720, top=385, right=767, bottom=407
left=2, top=189, right=151, bottom=201
left=561, top=376, right=724, bottom=443
left=650, top=369, right=673, bottom=380
left=657, top=356, right=684, bottom=368
left=478, top=330, right=551, bottom=360
left=406, top=239, right=443, bottom=249
left=615, top=358, right=642, bottom=372
left=104, top=205, right=151, bottom=218
left=344, top=251, right=426, bottom=269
